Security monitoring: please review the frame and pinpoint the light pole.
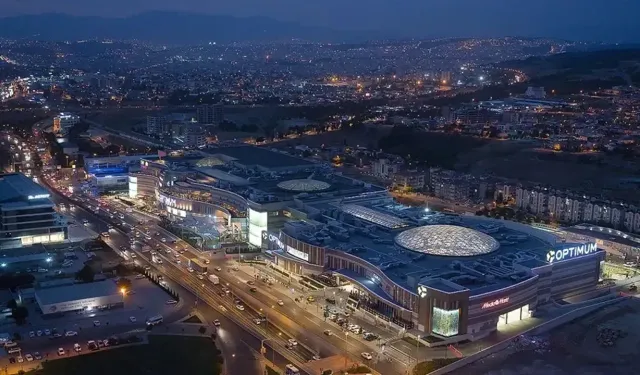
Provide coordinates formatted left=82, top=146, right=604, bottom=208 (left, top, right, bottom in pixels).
left=195, top=283, right=204, bottom=311
left=344, top=331, right=349, bottom=368
left=260, top=338, right=274, bottom=374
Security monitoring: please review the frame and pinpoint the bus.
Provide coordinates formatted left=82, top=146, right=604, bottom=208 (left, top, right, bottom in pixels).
left=285, top=364, right=300, bottom=375
left=146, top=315, right=163, bottom=326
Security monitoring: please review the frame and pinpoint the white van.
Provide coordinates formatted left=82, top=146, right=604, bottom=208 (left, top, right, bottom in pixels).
left=7, top=347, right=21, bottom=354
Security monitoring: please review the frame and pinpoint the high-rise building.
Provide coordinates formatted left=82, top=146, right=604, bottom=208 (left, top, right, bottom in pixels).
left=0, top=173, right=67, bottom=249
left=53, top=113, right=80, bottom=134
left=196, top=104, right=224, bottom=125
left=146, top=115, right=168, bottom=135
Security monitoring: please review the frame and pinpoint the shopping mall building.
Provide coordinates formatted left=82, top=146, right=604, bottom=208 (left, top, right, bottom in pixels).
left=123, top=146, right=605, bottom=343
left=263, top=203, right=605, bottom=343
left=127, top=146, right=388, bottom=246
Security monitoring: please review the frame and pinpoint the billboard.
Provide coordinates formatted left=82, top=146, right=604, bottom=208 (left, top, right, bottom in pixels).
left=248, top=208, right=268, bottom=247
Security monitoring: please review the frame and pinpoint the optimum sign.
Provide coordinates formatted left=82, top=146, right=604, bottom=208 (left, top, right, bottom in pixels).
left=546, top=243, right=598, bottom=263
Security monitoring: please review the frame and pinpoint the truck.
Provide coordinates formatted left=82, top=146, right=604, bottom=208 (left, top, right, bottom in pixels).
left=188, top=258, right=208, bottom=274
left=208, top=274, right=220, bottom=285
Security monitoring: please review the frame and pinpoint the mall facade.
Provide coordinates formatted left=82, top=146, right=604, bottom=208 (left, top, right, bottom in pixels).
left=264, top=210, right=605, bottom=343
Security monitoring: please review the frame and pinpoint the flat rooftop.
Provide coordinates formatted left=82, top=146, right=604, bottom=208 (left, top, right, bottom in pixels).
left=205, top=146, right=315, bottom=170
left=186, top=167, right=386, bottom=204
left=0, top=173, right=50, bottom=204
left=564, top=225, right=640, bottom=248
left=35, top=280, right=120, bottom=305
left=280, top=204, right=595, bottom=296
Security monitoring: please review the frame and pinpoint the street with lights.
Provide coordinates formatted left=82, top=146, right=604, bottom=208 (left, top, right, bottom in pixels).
left=40, top=173, right=418, bottom=375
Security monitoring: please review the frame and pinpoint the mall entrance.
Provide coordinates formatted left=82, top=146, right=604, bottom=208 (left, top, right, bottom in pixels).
left=497, top=304, right=530, bottom=326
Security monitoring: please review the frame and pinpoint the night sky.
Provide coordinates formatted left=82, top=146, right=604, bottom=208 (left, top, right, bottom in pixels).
left=1, top=0, right=638, bottom=41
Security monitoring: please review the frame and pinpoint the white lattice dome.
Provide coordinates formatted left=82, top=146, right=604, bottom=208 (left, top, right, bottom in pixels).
left=395, top=225, right=500, bottom=257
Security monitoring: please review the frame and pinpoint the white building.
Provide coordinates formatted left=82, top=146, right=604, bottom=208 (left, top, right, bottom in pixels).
left=35, top=280, right=124, bottom=315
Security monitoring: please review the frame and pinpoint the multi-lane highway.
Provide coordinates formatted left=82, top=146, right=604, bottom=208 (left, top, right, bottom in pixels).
left=42, top=179, right=318, bottom=374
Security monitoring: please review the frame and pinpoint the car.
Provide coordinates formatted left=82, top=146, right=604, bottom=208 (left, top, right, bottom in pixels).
left=57, top=348, right=65, bottom=356
left=44, top=329, right=51, bottom=336
left=285, top=344, right=294, bottom=350
left=73, top=343, right=81, bottom=352
left=361, top=352, right=373, bottom=360
left=166, top=300, right=178, bottom=305
left=253, top=318, right=261, bottom=325
left=17, top=356, right=24, bottom=363
left=103, top=339, right=110, bottom=347
left=129, top=316, right=137, bottom=323
left=235, top=304, right=245, bottom=311
left=29, top=331, right=35, bottom=338
left=33, top=352, right=42, bottom=360
left=161, top=238, right=167, bottom=242
left=288, top=339, right=298, bottom=346
left=277, top=300, right=284, bottom=306
left=52, top=333, right=62, bottom=338
left=324, top=330, right=333, bottom=336
left=25, top=354, right=33, bottom=362
left=187, top=267, right=194, bottom=273
left=247, top=280, right=255, bottom=285
left=97, top=340, right=105, bottom=348
left=36, top=330, right=43, bottom=336
left=213, top=319, right=221, bottom=327
left=312, top=355, right=321, bottom=361
left=214, top=267, right=222, bottom=272
left=93, top=320, right=101, bottom=327
left=87, top=340, right=98, bottom=350
left=197, top=274, right=204, bottom=280
left=249, top=287, right=257, bottom=293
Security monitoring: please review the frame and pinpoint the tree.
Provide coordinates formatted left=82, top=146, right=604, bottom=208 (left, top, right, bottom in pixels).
left=116, top=277, right=132, bottom=291
left=76, top=265, right=95, bottom=283
left=11, top=306, right=28, bottom=325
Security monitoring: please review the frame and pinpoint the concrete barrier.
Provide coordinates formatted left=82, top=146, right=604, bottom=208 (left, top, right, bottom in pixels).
left=423, top=295, right=629, bottom=375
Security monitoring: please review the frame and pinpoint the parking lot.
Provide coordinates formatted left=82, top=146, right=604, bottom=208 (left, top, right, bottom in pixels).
left=20, top=277, right=181, bottom=335
left=0, top=276, right=185, bottom=370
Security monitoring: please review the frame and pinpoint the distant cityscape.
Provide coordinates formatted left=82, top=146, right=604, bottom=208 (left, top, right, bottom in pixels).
left=1, top=26, right=640, bottom=375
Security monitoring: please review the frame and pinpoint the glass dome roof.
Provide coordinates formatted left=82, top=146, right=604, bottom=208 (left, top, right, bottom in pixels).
left=394, top=225, right=500, bottom=257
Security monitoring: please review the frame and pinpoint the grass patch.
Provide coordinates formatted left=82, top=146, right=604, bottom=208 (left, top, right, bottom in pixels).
left=29, top=335, right=222, bottom=375
left=182, top=315, right=203, bottom=324
left=412, top=358, right=459, bottom=375
left=265, top=365, right=281, bottom=375
left=403, top=336, right=426, bottom=348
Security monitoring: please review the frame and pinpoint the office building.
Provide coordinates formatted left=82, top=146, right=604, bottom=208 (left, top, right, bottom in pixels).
left=0, top=173, right=67, bottom=249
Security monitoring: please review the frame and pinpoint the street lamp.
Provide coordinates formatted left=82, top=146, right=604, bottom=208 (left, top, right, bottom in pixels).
left=344, top=332, right=350, bottom=368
